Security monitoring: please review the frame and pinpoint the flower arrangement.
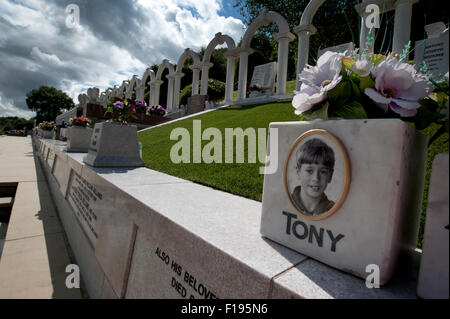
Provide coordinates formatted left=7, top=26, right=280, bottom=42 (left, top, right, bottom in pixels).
left=146, top=105, right=166, bottom=117
left=70, top=117, right=91, bottom=127
left=248, top=84, right=263, bottom=92
left=38, top=121, right=55, bottom=131
left=134, top=99, right=148, bottom=113
left=292, top=47, right=449, bottom=144
left=105, top=97, right=146, bottom=124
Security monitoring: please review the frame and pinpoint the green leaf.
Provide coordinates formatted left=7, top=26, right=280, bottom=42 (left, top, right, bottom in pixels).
left=359, top=76, right=374, bottom=92
left=428, top=125, right=448, bottom=146
left=342, top=57, right=355, bottom=70
left=349, top=73, right=360, bottom=84
left=302, top=102, right=329, bottom=120
left=334, top=101, right=368, bottom=119
left=350, top=79, right=361, bottom=99
left=369, top=54, right=385, bottom=66
left=105, top=107, right=114, bottom=115
left=413, top=98, right=446, bottom=130
left=327, top=81, right=351, bottom=109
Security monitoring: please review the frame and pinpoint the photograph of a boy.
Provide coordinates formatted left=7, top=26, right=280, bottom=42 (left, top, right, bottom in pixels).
left=291, top=138, right=336, bottom=217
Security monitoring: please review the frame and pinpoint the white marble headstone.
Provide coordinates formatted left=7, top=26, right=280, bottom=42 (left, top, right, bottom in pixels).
left=250, top=62, right=277, bottom=96
left=417, top=154, right=449, bottom=299
left=318, top=42, right=354, bottom=59
left=414, top=25, right=449, bottom=79
left=260, top=119, right=428, bottom=285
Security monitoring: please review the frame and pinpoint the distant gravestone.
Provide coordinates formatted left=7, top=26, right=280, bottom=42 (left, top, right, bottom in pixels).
left=417, top=154, right=449, bottom=299
left=414, top=23, right=449, bottom=79
left=185, top=95, right=207, bottom=115
left=249, top=62, right=277, bottom=97
left=318, top=42, right=354, bottom=59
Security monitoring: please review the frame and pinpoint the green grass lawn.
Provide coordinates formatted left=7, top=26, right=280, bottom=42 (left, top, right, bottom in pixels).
left=138, top=99, right=448, bottom=248
left=139, top=100, right=298, bottom=200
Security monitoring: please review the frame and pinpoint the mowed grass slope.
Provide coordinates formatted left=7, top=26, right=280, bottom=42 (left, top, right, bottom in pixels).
left=138, top=100, right=298, bottom=201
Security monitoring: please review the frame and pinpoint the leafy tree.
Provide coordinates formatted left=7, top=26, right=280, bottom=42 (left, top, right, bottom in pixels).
left=234, top=0, right=360, bottom=65
left=26, top=86, right=74, bottom=122
left=198, top=47, right=229, bottom=83
left=234, top=0, right=449, bottom=65
left=0, top=116, right=34, bottom=132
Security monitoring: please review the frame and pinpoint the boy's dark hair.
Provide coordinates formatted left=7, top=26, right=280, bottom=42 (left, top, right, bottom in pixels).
left=296, top=138, right=335, bottom=172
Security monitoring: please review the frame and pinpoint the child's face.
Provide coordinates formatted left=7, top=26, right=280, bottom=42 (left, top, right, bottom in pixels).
left=297, top=162, right=332, bottom=199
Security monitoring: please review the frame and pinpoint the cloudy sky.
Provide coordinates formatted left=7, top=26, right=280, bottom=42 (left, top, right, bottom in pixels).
left=0, top=0, right=246, bottom=119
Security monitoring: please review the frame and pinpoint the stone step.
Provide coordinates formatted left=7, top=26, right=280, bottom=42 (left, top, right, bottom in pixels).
left=0, top=197, right=13, bottom=208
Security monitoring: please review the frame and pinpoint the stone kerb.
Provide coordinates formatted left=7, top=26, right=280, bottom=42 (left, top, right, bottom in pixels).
left=34, top=137, right=419, bottom=299
left=417, top=154, right=449, bottom=299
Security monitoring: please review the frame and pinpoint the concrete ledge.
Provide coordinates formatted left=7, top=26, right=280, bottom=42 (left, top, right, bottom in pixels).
left=34, top=136, right=419, bottom=299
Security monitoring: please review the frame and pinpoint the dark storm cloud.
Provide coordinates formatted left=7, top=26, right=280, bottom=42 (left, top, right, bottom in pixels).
left=0, top=0, right=244, bottom=118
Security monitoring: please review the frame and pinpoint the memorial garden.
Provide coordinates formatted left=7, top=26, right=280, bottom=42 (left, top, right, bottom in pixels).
left=0, top=0, right=448, bottom=300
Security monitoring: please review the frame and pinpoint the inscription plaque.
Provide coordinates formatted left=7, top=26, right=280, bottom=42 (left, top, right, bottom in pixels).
left=66, top=171, right=103, bottom=246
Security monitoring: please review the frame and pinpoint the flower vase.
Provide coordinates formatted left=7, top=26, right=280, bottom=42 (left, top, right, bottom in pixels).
left=83, top=122, right=144, bottom=167
left=41, top=130, right=53, bottom=139
left=66, top=126, right=93, bottom=152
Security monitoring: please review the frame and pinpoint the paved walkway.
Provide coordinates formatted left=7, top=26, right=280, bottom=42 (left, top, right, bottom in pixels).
left=0, top=135, right=81, bottom=298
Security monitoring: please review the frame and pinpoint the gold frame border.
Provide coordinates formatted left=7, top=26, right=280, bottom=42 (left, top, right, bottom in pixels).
left=283, top=129, right=351, bottom=221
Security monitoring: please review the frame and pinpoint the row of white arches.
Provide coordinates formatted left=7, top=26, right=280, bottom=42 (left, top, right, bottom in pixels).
left=89, top=0, right=416, bottom=114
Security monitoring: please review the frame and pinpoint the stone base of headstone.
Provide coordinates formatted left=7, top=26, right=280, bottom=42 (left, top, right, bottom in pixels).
left=236, top=95, right=278, bottom=106
left=130, top=113, right=172, bottom=127
left=66, top=126, right=93, bottom=152
left=249, top=90, right=265, bottom=98
left=60, top=128, right=68, bottom=140
left=417, top=154, right=449, bottom=299
left=165, top=109, right=185, bottom=119
left=83, top=122, right=144, bottom=167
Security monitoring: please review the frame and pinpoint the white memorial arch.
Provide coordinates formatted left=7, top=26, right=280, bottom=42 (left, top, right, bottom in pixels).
left=200, top=32, right=237, bottom=104
left=125, top=75, right=140, bottom=100
left=138, top=67, right=156, bottom=106
left=88, top=2, right=419, bottom=118
left=236, top=11, right=295, bottom=100
left=154, top=59, right=175, bottom=112
left=172, top=49, right=202, bottom=110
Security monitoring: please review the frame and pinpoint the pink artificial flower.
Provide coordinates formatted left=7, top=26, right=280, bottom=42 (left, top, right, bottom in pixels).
left=364, top=56, right=431, bottom=117
left=293, top=51, right=343, bottom=115
left=113, top=101, right=124, bottom=109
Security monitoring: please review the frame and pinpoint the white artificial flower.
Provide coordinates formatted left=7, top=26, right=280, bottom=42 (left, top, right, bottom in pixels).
left=365, top=56, right=431, bottom=117
left=351, top=59, right=374, bottom=77
left=292, top=51, right=343, bottom=114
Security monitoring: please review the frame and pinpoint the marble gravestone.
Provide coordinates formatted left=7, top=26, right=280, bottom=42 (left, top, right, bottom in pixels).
left=83, top=122, right=144, bottom=167
left=318, top=42, right=354, bottom=59
left=414, top=22, right=449, bottom=79
left=249, top=62, right=277, bottom=97
left=260, top=119, right=428, bottom=285
left=417, top=154, right=449, bottom=299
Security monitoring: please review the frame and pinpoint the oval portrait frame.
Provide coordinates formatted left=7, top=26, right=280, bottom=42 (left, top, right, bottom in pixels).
left=283, top=129, right=351, bottom=221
